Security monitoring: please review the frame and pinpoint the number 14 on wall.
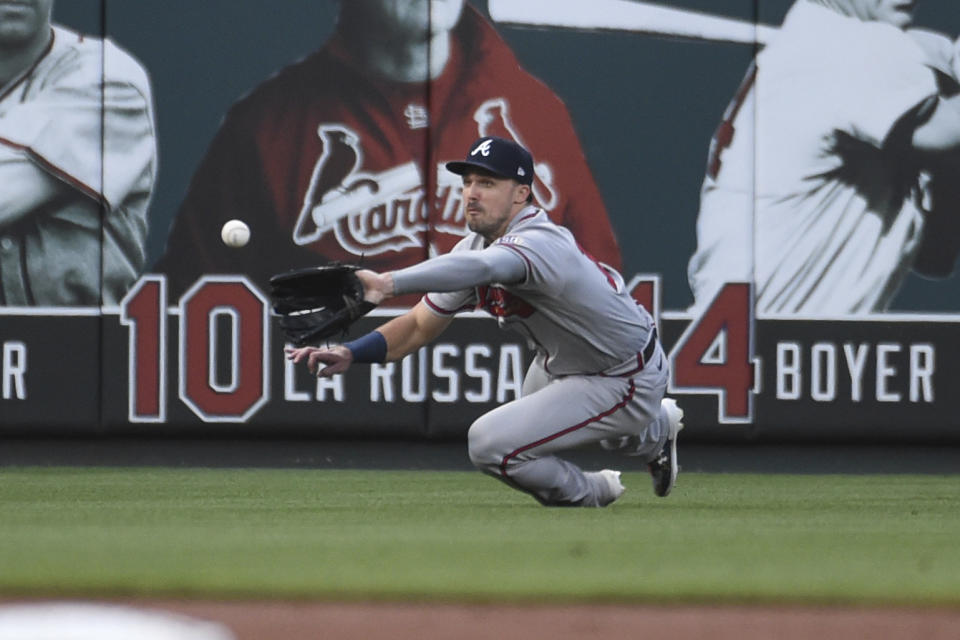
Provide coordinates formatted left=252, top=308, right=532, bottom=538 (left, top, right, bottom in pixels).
left=631, top=277, right=758, bottom=424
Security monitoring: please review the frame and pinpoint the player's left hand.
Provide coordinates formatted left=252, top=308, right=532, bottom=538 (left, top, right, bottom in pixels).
left=285, top=344, right=354, bottom=377
left=268, top=263, right=376, bottom=346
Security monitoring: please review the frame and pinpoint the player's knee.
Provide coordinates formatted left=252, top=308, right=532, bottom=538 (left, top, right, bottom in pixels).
left=467, top=418, right=504, bottom=470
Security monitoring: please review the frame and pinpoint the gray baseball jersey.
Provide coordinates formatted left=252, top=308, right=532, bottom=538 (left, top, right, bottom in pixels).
left=392, top=206, right=670, bottom=506
left=400, top=207, right=656, bottom=374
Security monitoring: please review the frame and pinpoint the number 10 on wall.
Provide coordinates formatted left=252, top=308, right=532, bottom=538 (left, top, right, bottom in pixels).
left=121, top=275, right=271, bottom=423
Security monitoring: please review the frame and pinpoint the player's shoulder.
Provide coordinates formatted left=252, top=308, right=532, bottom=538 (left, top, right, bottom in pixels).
left=494, top=207, right=575, bottom=254
left=48, top=25, right=150, bottom=89
left=515, top=208, right=571, bottom=239
left=45, top=26, right=97, bottom=72
left=452, top=233, right=486, bottom=253
left=253, top=48, right=329, bottom=91
left=102, top=40, right=152, bottom=94
left=222, top=47, right=333, bottom=122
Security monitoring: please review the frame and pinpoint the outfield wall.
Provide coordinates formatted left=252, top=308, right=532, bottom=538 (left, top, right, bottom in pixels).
left=2, top=1, right=959, bottom=443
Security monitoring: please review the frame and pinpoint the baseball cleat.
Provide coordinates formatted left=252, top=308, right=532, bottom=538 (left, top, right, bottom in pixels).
left=648, top=398, right=684, bottom=497
left=589, top=469, right=625, bottom=507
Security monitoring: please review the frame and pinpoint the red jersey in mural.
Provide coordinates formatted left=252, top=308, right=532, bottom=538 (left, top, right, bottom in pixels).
left=156, top=7, right=619, bottom=306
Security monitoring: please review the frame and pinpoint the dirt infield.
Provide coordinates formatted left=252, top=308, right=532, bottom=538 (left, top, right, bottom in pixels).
left=110, top=601, right=960, bottom=639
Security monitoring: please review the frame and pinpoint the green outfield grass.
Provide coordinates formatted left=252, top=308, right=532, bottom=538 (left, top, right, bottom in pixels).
left=0, top=467, right=956, bottom=605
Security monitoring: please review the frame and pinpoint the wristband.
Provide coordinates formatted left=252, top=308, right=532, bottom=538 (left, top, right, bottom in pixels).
left=344, top=331, right=387, bottom=364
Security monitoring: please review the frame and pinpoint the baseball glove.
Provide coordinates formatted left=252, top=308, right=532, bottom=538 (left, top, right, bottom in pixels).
left=269, top=263, right=377, bottom=346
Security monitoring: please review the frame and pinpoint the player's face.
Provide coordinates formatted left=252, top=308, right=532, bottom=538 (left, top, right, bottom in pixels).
left=461, top=171, right=527, bottom=241
left=359, top=0, right=465, bottom=40
left=856, top=0, right=917, bottom=28
left=0, top=0, right=53, bottom=48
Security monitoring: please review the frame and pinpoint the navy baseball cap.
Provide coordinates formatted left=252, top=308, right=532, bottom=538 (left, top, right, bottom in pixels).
left=446, top=136, right=534, bottom=185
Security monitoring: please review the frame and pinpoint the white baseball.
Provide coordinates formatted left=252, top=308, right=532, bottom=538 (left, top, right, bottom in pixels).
left=221, top=219, right=250, bottom=247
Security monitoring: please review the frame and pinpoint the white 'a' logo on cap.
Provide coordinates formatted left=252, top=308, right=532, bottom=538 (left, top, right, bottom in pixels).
left=471, top=139, right=493, bottom=157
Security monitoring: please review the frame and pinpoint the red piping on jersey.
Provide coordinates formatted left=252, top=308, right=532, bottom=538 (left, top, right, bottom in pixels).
left=707, top=60, right=757, bottom=180
left=423, top=294, right=473, bottom=316
left=0, top=137, right=105, bottom=205
left=575, top=240, right=617, bottom=290
left=514, top=211, right=539, bottom=225
left=498, top=379, right=636, bottom=477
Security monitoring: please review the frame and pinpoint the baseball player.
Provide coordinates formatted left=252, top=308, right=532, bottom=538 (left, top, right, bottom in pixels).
left=0, top=0, right=157, bottom=306
left=155, top=1, right=620, bottom=306
left=687, top=0, right=960, bottom=316
left=287, top=136, right=683, bottom=507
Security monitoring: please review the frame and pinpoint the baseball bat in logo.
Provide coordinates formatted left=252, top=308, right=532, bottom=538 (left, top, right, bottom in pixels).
left=488, top=0, right=778, bottom=45
left=293, top=125, right=423, bottom=253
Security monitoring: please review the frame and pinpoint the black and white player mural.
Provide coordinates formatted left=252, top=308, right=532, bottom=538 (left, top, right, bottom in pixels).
left=0, top=0, right=157, bottom=307
left=3, top=0, right=960, bottom=442
left=684, top=0, right=960, bottom=318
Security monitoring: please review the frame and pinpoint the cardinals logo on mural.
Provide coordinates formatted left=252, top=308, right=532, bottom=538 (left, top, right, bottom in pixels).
left=294, top=99, right=558, bottom=256
left=293, top=125, right=424, bottom=254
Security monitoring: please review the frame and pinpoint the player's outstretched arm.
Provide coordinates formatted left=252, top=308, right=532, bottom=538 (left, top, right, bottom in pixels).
left=356, top=251, right=527, bottom=308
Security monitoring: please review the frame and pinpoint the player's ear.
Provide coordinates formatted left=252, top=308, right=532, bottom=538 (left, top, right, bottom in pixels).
left=514, top=184, right=531, bottom=204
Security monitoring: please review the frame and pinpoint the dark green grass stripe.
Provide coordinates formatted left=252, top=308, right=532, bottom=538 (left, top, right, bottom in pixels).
left=0, top=468, right=956, bottom=605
